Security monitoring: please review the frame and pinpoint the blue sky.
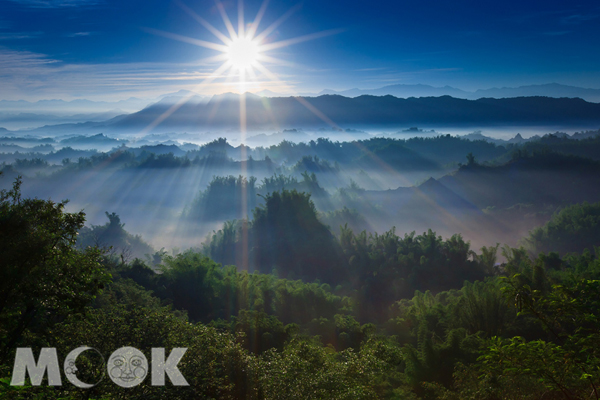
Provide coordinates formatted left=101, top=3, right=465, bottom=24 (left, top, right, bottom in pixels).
left=1, top=0, right=599, bottom=100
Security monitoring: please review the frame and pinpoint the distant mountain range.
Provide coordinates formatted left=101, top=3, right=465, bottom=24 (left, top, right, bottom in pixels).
left=460, top=129, right=600, bottom=145
left=0, top=90, right=210, bottom=130
left=314, top=84, right=470, bottom=99
left=473, top=84, right=600, bottom=102
left=0, top=90, right=209, bottom=113
left=3, top=88, right=600, bottom=134
left=0, top=97, right=149, bottom=114
left=5, top=93, right=600, bottom=135
left=102, top=93, right=600, bottom=133
left=261, top=83, right=600, bottom=103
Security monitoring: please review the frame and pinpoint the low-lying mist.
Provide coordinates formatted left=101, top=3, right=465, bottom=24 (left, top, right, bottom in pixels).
left=2, top=128, right=600, bottom=262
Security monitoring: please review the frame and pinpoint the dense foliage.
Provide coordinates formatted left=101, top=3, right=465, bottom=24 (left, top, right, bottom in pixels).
left=2, top=164, right=600, bottom=399
left=525, top=201, right=600, bottom=256
left=0, top=176, right=110, bottom=365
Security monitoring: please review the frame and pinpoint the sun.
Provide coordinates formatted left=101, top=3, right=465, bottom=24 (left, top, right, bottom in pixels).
left=227, top=36, right=261, bottom=71
left=146, top=0, right=341, bottom=95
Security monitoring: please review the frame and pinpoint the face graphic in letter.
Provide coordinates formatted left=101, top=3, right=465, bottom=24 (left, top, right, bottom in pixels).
left=108, top=347, right=148, bottom=388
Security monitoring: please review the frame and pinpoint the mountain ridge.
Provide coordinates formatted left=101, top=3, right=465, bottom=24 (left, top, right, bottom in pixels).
left=6, top=94, right=600, bottom=135
left=107, top=94, right=600, bottom=133
left=308, top=83, right=600, bottom=102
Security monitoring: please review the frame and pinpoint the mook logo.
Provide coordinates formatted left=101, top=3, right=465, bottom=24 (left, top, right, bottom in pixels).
left=10, top=346, right=189, bottom=388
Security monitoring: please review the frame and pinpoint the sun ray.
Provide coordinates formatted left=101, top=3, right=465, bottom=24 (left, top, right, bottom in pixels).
left=246, top=65, right=259, bottom=85
left=254, top=61, right=340, bottom=128
left=246, top=66, right=281, bottom=128
left=226, top=65, right=239, bottom=79
left=343, top=140, right=478, bottom=237
left=293, top=96, right=341, bottom=129
left=252, top=62, right=291, bottom=90
left=189, top=54, right=230, bottom=66
left=246, top=0, right=270, bottom=39
left=253, top=3, right=302, bottom=43
left=205, top=67, right=239, bottom=123
left=255, top=54, right=297, bottom=68
left=174, top=0, right=232, bottom=45
left=238, top=66, right=247, bottom=94
left=245, top=65, right=264, bottom=93
left=238, top=0, right=245, bottom=39
left=238, top=64, right=249, bottom=271
left=137, top=62, right=231, bottom=136
left=260, top=28, right=344, bottom=52
left=143, top=27, right=229, bottom=52
left=215, top=0, right=238, bottom=40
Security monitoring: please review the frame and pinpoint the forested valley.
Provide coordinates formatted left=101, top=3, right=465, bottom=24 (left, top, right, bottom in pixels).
left=2, top=130, right=600, bottom=399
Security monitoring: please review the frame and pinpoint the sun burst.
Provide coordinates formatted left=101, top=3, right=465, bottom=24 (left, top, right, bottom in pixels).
left=226, top=36, right=261, bottom=71
left=145, top=0, right=342, bottom=95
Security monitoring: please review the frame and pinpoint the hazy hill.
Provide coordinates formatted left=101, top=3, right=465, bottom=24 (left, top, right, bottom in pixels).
left=109, top=94, right=600, bottom=132
left=459, top=132, right=531, bottom=145
left=4, top=83, right=599, bottom=131
left=363, top=177, right=479, bottom=216
left=0, top=97, right=150, bottom=113
left=439, top=152, right=600, bottom=209
left=0, top=136, right=55, bottom=145
left=318, top=84, right=470, bottom=98
left=315, top=83, right=600, bottom=102
left=59, top=133, right=126, bottom=150
left=355, top=141, right=442, bottom=171
left=473, top=83, right=600, bottom=102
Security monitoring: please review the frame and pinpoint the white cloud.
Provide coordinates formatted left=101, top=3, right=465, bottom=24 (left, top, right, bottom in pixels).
left=0, top=48, right=295, bottom=101
left=0, top=31, right=43, bottom=40
left=65, top=31, right=93, bottom=37
left=353, top=67, right=389, bottom=72
left=0, top=48, right=60, bottom=68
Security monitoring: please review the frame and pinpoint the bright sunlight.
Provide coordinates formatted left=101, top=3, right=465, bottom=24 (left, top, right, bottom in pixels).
left=227, top=37, right=261, bottom=71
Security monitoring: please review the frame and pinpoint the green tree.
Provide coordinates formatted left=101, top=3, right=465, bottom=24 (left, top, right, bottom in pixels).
left=466, top=152, right=476, bottom=166
left=250, top=189, right=345, bottom=283
left=454, top=274, right=600, bottom=399
left=525, top=201, right=600, bottom=256
left=0, top=176, right=110, bottom=362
